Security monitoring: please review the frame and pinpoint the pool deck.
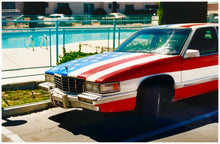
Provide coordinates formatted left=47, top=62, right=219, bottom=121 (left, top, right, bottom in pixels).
left=2, top=23, right=154, bottom=85
left=2, top=39, right=124, bottom=85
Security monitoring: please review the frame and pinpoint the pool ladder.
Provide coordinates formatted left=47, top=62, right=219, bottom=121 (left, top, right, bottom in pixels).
left=40, top=34, right=48, bottom=50
left=26, top=35, right=34, bottom=51
left=26, top=35, right=48, bottom=51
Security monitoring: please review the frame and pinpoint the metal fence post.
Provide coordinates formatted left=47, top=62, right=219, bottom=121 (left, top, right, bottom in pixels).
left=63, top=28, right=65, bottom=49
left=49, top=29, right=52, bottom=67
left=56, top=20, right=59, bottom=64
left=118, top=27, right=121, bottom=47
left=113, top=19, right=116, bottom=50
left=108, top=28, right=110, bottom=52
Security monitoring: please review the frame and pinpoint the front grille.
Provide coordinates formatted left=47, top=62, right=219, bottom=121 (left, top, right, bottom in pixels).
left=54, top=74, right=84, bottom=93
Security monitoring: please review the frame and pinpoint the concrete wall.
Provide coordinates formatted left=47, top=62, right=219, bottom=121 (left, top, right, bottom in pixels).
left=15, top=2, right=23, bottom=12
left=45, top=2, right=57, bottom=14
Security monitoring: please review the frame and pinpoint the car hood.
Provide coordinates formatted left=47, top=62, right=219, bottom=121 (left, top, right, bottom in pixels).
left=46, top=52, right=180, bottom=82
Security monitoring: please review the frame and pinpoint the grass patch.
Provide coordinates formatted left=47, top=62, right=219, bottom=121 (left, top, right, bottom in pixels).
left=2, top=89, right=49, bottom=108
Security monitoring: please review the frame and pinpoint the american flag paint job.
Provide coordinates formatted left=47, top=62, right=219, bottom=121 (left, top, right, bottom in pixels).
left=46, top=52, right=137, bottom=76
left=44, top=23, right=218, bottom=113
left=77, top=53, right=152, bottom=80
left=46, top=52, right=180, bottom=83
left=90, top=55, right=181, bottom=83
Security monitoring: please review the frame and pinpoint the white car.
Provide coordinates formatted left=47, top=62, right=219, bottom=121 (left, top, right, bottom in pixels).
left=48, top=14, right=72, bottom=21
left=44, top=14, right=74, bottom=25
left=103, top=13, right=127, bottom=20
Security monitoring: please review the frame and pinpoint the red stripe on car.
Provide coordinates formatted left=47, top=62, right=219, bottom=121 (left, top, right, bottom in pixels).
left=77, top=54, right=153, bottom=80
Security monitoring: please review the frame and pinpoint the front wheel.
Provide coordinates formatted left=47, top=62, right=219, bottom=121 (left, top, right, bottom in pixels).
left=136, top=81, right=163, bottom=120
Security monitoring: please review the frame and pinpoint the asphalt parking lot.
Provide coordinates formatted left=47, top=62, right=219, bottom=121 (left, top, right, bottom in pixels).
left=2, top=91, right=218, bottom=142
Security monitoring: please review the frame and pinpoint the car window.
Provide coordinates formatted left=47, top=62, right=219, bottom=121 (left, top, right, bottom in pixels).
left=107, top=15, right=114, bottom=17
left=115, top=28, right=191, bottom=55
left=50, top=16, right=61, bottom=18
left=118, top=14, right=124, bottom=16
left=188, top=27, right=218, bottom=55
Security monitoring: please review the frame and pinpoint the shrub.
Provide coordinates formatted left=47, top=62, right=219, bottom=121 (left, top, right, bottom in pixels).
left=57, top=50, right=98, bottom=65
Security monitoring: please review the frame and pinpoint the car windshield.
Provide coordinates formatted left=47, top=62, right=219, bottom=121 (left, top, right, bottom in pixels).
left=50, top=16, right=61, bottom=18
left=115, top=28, right=191, bottom=55
left=117, top=13, right=125, bottom=16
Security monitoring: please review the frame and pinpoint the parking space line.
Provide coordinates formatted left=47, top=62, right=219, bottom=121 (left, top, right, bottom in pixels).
left=2, top=127, right=24, bottom=142
left=123, top=110, right=218, bottom=142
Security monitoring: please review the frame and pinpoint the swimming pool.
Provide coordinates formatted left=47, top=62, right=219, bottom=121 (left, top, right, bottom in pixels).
left=2, top=28, right=138, bottom=49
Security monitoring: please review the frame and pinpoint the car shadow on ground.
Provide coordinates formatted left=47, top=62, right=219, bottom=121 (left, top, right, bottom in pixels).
left=49, top=91, right=218, bottom=142
left=2, top=118, right=27, bottom=127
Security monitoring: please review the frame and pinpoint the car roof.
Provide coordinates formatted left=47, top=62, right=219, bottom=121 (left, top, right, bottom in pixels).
left=148, top=23, right=218, bottom=29
left=50, top=13, right=64, bottom=16
left=109, top=13, right=123, bottom=15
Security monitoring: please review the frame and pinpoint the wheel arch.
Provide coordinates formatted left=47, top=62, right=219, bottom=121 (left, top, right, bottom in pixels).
left=137, top=74, right=175, bottom=102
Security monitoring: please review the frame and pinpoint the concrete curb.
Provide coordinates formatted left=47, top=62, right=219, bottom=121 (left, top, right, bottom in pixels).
left=2, top=81, right=56, bottom=118
left=2, top=100, right=55, bottom=118
left=2, top=81, right=44, bottom=91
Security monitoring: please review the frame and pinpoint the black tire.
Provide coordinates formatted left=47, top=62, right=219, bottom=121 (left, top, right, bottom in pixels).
left=136, top=81, right=163, bottom=120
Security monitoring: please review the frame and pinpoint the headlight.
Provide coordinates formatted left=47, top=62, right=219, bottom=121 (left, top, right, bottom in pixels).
left=85, top=82, right=120, bottom=94
left=45, top=74, right=54, bottom=83
left=85, top=82, right=99, bottom=93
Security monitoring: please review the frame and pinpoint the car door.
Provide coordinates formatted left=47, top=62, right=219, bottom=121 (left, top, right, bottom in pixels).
left=175, top=27, right=218, bottom=100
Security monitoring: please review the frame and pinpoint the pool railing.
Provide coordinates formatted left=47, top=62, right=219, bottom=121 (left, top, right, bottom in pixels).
left=2, top=18, right=153, bottom=80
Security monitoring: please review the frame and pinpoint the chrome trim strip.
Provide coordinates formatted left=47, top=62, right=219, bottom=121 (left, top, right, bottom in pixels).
left=183, top=75, right=218, bottom=87
left=174, top=83, right=183, bottom=89
left=93, top=91, right=137, bottom=105
left=69, top=100, right=100, bottom=111
left=54, top=73, right=62, bottom=77
left=175, top=75, right=218, bottom=89
left=78, top=93, right=102, bottom=104
left=199, top=52, right=218, bottom=57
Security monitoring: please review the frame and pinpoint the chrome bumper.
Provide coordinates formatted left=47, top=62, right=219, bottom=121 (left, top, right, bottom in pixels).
left=39, top=82, right=55, bottom=92
left=49, top=88, right=100, bottom=111
left=39, top=82, right=137, bottom=112
left=39, top=82, right=100, bottom=111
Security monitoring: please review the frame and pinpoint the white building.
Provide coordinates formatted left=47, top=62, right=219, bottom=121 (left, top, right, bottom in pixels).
left=45, top=2, right=158, bottom=15
left=2, top=2, right=158, bottom=15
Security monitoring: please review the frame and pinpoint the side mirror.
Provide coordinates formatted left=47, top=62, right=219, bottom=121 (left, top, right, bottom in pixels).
left=184, top=49, right=200, bottom=59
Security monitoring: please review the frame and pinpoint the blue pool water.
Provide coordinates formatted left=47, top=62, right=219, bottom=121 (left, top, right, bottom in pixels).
left=2, top=29, right=138, bottom=49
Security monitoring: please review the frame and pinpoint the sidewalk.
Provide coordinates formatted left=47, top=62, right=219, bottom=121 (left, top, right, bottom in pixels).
left=2, top=47, right=53, bottom=86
